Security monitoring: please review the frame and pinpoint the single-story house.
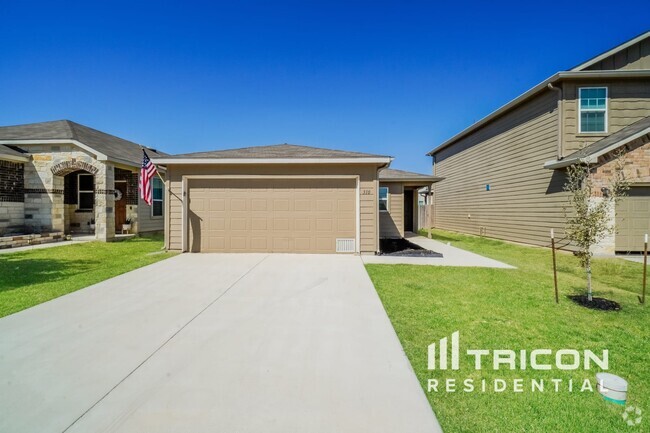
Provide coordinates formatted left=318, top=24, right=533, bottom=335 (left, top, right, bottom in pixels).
left=153, top=145, right=439, bottom=254
left=0, top=120, right=166, bottom=242
left=428, top=31, right=650, bottom=253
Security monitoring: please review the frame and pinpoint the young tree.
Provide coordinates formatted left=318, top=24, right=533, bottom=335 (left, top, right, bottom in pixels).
left=563, top=153, right=629, bottom=301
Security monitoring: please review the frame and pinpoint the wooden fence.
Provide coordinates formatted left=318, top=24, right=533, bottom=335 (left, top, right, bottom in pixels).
left=417, top=204, right=435, bottom=231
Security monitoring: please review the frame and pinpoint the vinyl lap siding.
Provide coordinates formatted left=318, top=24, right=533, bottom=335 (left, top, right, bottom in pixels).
left=563, top=80, right=650, bottom=154
left=583, top=38, right=650, bottom=71
left=379, top=183, right=403, bottom=238
left=433, top=91, right=570, bottom=247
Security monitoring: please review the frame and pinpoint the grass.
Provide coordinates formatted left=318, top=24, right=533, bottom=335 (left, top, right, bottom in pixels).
left=365, top=229, right=649, bottom=433
left=0, top=235, right=175, bottom=318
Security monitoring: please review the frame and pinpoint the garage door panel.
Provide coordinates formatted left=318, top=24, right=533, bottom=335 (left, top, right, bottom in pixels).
left=188, top=178, right=356, bottom=253
left=294, top=219, right=311, bottom=231
left=251, top=199, right=267, bottom=211
left=316, top=238, right=333, bottom=251
left=230, top=237, right=249, bottom=250
left=294, top=200, right=311, bottom=211
left=209, top=218, right=225, bottom=230
left=338, top=218, right=355, bottom=231
left=191, top=199, right=205, bottom=211
left=273, top=218, right=290, bottom=231
left=316, top=200, right=333, bottom=211
left=250, top=237, right=268, bottom=250
left=208, top=237, right=225, bottom=250
left=251, top=218, right=268, bottom=230
left=273, top=237, right=290, bottom=251
left=616, top=186, right=650, bottom=252
left=230, top=218, right=247, bottom=231
left=209, top=199, right=225, bottom=211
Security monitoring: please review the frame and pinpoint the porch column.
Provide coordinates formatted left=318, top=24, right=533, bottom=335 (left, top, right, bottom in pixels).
left=95, top=164, right=115, bottom=241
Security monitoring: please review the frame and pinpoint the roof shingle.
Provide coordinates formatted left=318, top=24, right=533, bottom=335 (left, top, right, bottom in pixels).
left=160, top=143, right=390, bottom=160
left=0, top=120, right=167, bottom=166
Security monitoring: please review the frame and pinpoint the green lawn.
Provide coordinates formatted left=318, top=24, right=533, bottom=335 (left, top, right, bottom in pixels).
left=366, top=229, right=649, bottom=433
left=0, top=235, right=175, bottom=318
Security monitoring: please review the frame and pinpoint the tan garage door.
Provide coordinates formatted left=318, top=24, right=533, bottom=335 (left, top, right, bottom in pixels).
left=187, top=178, right=356, bottom=253
left=616, top=186, right=650, bottom=252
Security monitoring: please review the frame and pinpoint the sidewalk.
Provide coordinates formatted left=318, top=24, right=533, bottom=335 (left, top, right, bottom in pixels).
left=0, top=236, right=91, bottom=255
left=361, top=233, right=515, bottom=269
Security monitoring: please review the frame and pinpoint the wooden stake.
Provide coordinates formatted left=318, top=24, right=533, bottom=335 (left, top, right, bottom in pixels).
left=640, top=233, right=648, bottom=305
left=551, top=229, right=559, bottom=304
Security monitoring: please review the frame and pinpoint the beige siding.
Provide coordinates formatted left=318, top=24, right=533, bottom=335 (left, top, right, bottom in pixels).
left=166, top=164, right=379, bottom=253
left=584, top=38, right=650, bottom=71
left=137, top=173, right=165, bottom=233
left=379, top=182, right=404, bottom=238
left=563, top=79, right=650, bottom=154
left=433, top=90, right=571, bottom=248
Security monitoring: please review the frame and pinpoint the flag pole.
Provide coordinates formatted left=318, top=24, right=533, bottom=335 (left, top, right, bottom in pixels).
left=141, top=147, right=166, bottom=186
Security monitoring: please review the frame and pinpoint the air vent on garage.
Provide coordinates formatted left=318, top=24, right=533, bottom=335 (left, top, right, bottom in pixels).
left=336, top=238, right=355, bottom=253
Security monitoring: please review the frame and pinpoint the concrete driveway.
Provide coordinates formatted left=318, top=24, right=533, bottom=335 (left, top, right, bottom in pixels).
left=0, top=254, right=441, bottom=433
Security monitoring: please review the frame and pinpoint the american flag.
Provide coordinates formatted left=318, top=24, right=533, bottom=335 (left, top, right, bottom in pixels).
left=139, top=149, right=157, bottom=206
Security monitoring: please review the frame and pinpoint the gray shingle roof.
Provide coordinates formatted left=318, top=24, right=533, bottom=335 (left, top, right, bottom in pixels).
left=0, top=144, right=29, bottom=158
left=545, top=116, right=650, bottom=169
left=0, top=120, right=167, bottom=166
left=379, top=168, right=442, bottom=182
left=161, top=144, right=390, bottom=160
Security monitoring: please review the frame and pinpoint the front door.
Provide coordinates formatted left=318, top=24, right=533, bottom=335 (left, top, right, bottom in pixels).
left=114, top=181, right=127, bottom=231
left=404, top=189, right=414, bottom=232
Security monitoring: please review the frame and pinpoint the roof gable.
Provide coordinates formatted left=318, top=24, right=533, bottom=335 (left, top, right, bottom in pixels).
left=429, top=31, right=650, bottom=156
left=572, top=31, right=650, bottom=71
left=0, top=120, right=167, bottom=166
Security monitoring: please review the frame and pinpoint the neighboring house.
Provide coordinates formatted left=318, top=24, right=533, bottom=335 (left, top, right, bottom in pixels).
left=428, top=31, right=650, bottom=253
left=0, top=120, right=166, bottom=241
left=154, top=144, right=438, bottom=254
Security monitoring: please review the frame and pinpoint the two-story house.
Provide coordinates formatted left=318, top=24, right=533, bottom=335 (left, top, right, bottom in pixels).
left=428, top=31, right=650, bottom=253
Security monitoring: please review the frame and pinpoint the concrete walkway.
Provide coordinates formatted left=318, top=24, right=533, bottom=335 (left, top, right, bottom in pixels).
left=362, top=234, right=515, bottom=268
left=0, top=254, right=442, bottom=433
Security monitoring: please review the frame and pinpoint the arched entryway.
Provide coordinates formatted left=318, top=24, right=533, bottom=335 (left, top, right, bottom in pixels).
left=51, top=160, right=100, bottom=237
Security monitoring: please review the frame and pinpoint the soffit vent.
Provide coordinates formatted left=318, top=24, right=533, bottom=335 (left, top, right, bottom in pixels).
left=336, top=238, right=355, bottom=253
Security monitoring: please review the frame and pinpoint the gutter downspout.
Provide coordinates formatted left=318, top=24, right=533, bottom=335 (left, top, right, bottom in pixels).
left=547, top=83, right=564, bottom=159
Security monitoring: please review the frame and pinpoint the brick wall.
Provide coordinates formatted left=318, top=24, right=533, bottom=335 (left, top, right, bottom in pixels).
left=0, top=161, right=25, bottom=202
left=593, top=137, right=650, bottom=194
left=115, top=168, right=138, bottom=205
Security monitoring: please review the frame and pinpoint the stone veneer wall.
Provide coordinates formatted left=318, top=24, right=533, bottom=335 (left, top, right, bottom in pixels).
left=23, top=144, right=115, bottom=240
left=0, top=160, right=25, bottom=235
left=0, top=202, right=25, bottom=236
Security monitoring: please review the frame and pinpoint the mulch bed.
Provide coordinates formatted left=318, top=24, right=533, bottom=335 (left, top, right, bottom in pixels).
left=568, top=294, right=621, bottom=311
left=379, top=238, right=443, bottom=258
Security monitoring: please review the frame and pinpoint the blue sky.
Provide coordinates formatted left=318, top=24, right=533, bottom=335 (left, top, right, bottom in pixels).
left=1, top=1, right=647, bottom=173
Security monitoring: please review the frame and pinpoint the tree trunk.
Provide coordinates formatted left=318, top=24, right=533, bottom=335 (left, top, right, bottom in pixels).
left=586, top=260, right=593, bottom=302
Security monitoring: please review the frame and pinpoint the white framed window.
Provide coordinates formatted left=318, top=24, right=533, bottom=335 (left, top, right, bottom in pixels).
left=579, top=87, right=607, bottom=133
left=77, top=173, right=94, bottom=210
left=379, top=187, right=389, bottom=212
left=152, top=177, right=164, bottom=217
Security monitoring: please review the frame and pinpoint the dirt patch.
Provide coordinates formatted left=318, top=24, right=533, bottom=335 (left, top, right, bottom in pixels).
left=568, top=295, right=621, bottom=311
left=379, top=238, right=443, bottom=257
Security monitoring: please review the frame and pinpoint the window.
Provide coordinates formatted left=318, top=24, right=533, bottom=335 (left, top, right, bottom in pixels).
left=579, top=87, right=607, bottom=133
left=379, top=187, right=389, bottom=211
left=152, top=177, right=164, bottom=217
left=77, top=174, right=94, bottom=210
